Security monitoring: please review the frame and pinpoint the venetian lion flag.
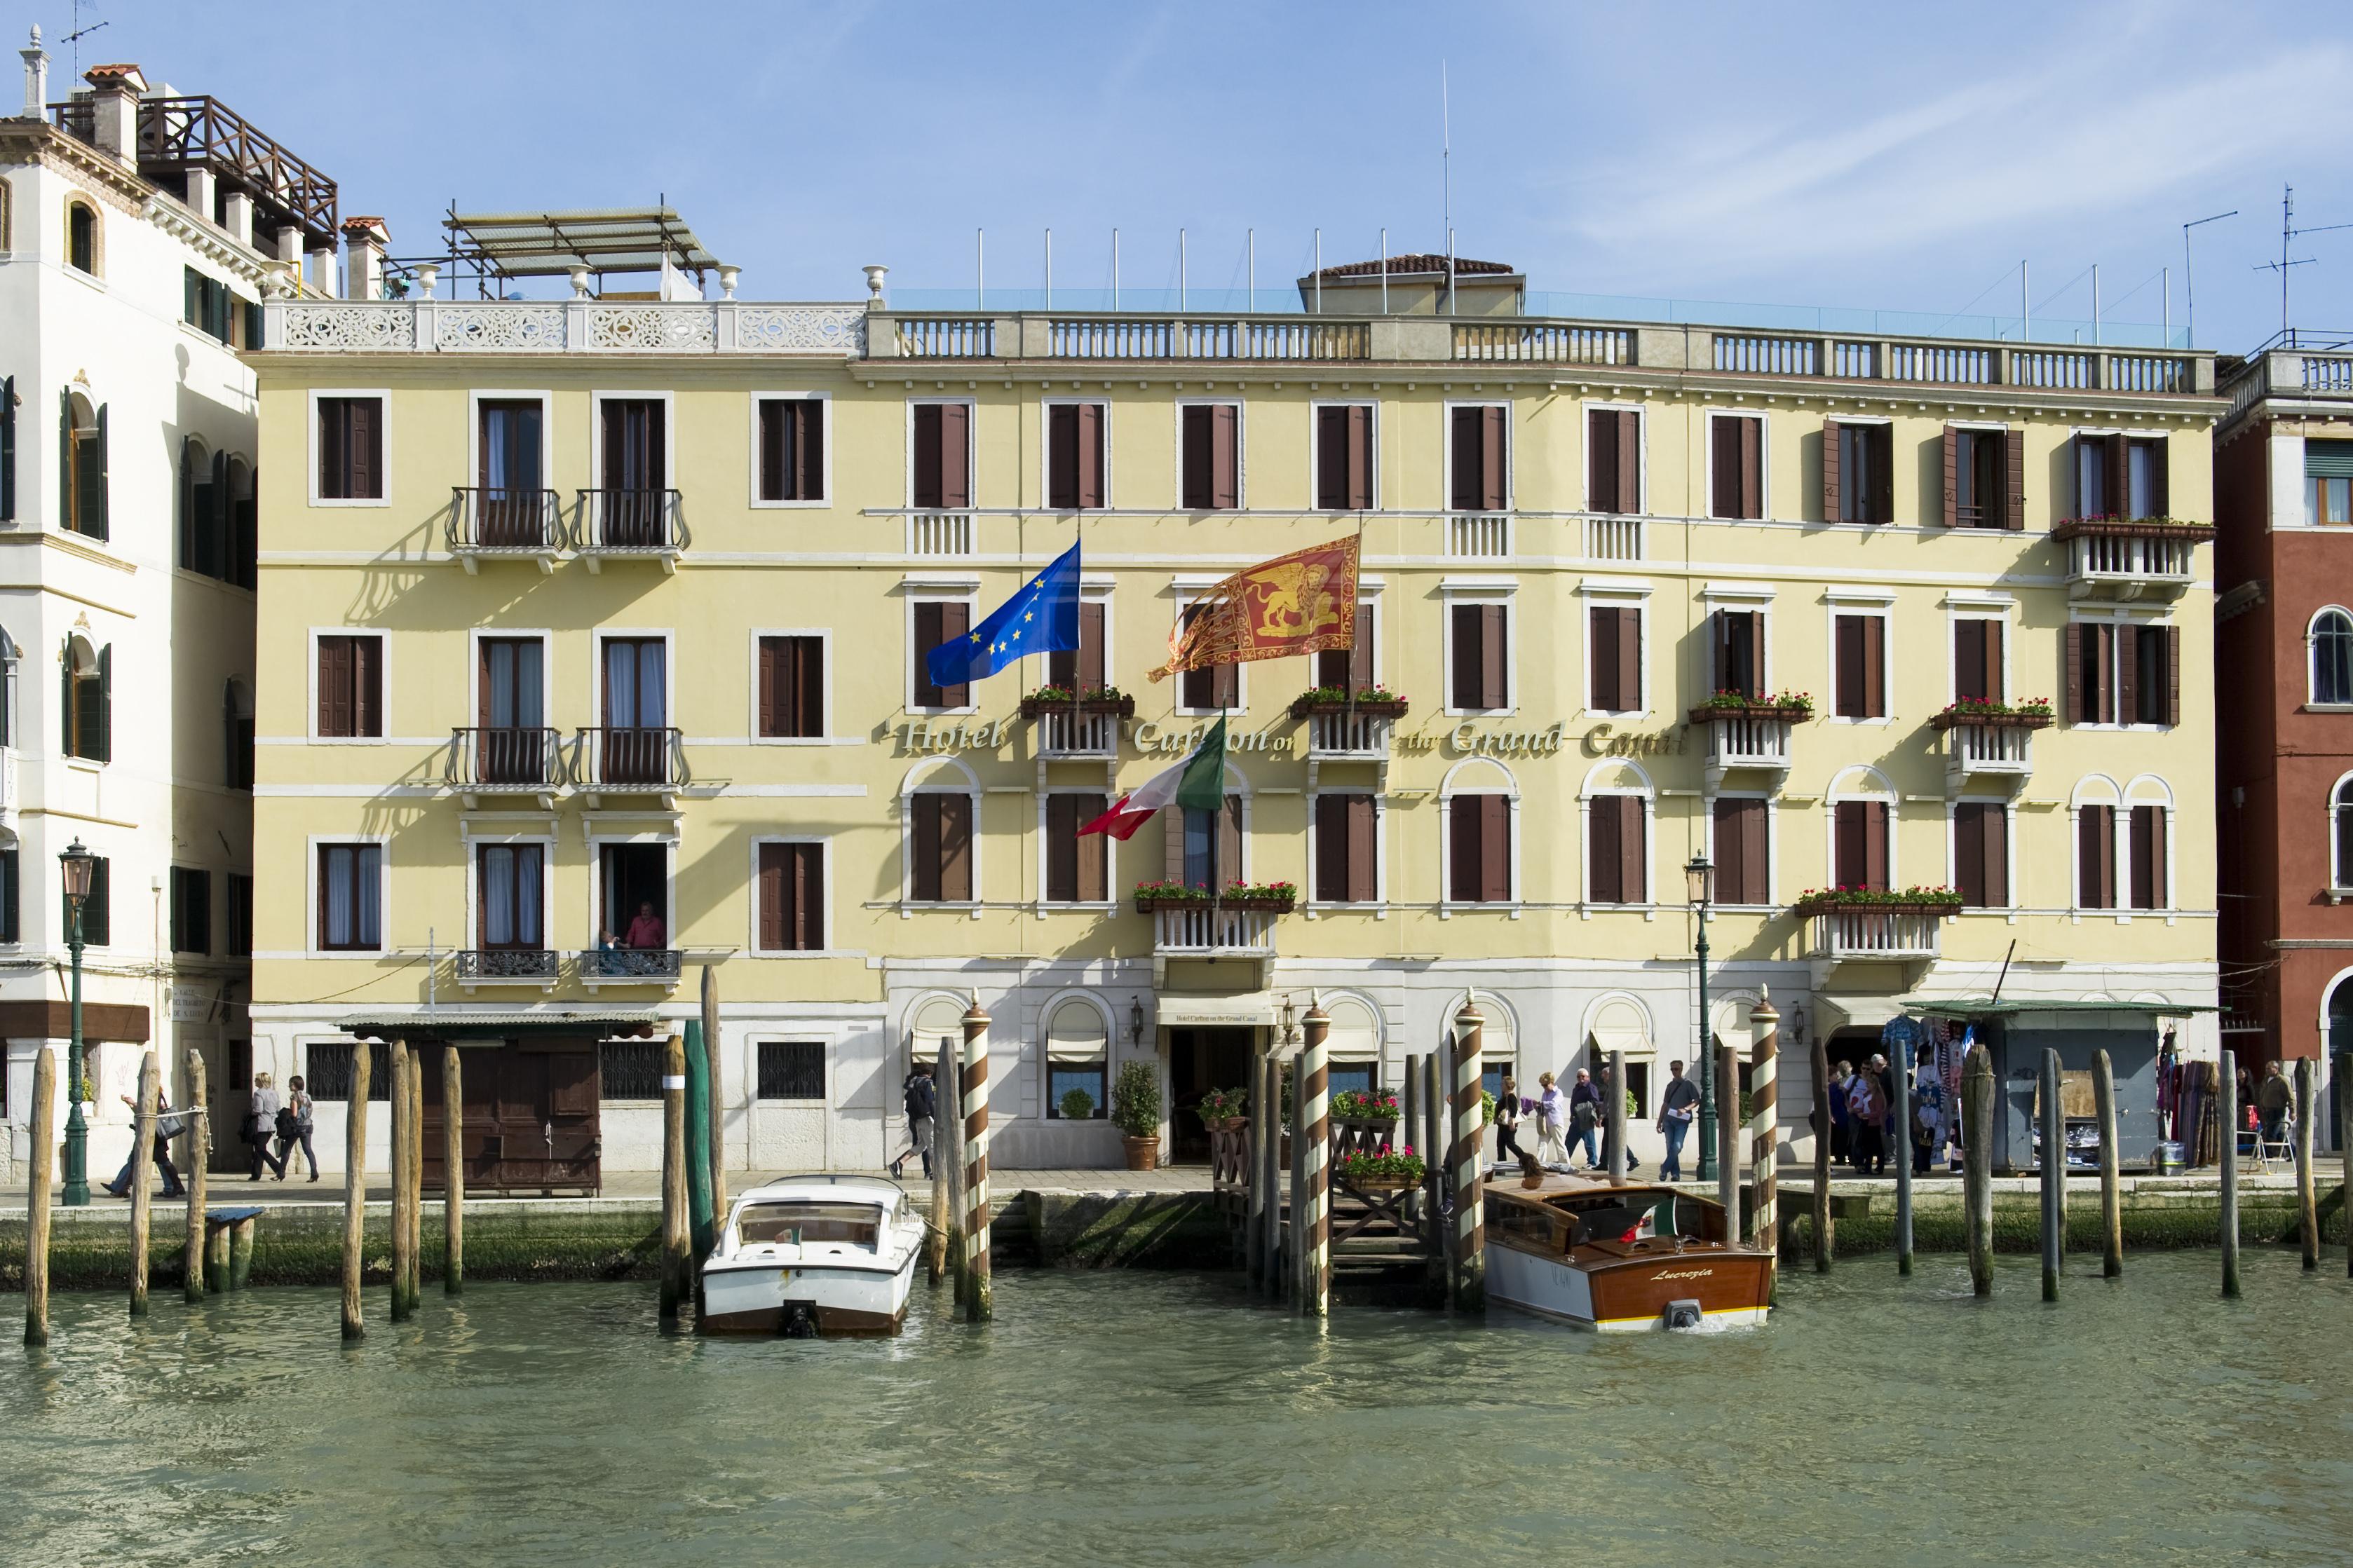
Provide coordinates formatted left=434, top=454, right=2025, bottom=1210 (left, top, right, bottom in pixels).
left=1146, top=535, right=1360, bottom=681
left=1078, top=716, right=1228, bottom=840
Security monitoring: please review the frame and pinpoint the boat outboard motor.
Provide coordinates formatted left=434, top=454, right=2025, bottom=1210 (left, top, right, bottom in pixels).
left=782, top=1304, right=818, bottom=1339
left=1662, top=1298, right=1704, bottom=1330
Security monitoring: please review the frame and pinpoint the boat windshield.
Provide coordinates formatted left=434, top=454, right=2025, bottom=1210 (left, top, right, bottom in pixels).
left=734, top=1201, right=883, bottom=1249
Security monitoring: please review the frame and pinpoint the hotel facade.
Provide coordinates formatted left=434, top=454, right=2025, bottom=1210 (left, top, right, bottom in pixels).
left=246, top=252, right=2225, bottom=1180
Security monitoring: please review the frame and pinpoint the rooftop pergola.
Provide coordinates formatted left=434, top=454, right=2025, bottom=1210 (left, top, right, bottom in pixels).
left=399, top=205, right=725, bottom=299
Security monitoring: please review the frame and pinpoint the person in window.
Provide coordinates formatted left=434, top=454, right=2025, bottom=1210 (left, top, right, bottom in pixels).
left=624, top=901, right=667, bottom=950
left=1655, top=1060, right=1700, bottom=1181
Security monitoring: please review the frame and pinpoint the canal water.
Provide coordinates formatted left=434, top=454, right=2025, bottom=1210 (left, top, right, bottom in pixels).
left=4, top=1251, right=2349, bottom=1567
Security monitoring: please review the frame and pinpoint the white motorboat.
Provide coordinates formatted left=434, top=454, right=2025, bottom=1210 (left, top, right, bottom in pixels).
left=699, top=1175, right=926, bottom=1337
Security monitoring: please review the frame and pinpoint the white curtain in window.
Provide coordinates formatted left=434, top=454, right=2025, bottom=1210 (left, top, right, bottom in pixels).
left=487, top=641, right=543, bottom=728
left=325, top=848, right=353, bottom=946
left=483, top=846, right=515, bottom=945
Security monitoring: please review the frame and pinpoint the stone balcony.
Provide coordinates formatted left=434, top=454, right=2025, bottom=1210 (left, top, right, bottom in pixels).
left=2051, top=518, right=2213, bottom=601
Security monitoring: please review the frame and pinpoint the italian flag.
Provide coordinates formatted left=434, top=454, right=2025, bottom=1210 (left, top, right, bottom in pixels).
left=1078, top=717, right=1228, bottom=840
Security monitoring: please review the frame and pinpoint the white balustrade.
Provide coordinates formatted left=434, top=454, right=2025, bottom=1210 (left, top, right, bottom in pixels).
left=2065, top=531, right=2197, bottom=592
left=908, top=512, right=973, bottom=556
left=1582, top=514, right=1646, bottom=561
left=1807, top=909, right=1942, bottom=961
left=1448, top=513, right=1513, bottom=559
left=1453, top=323, right=1629, bottom=364
left=2300, top=355, right=2353, bottom=393
left=270, top=301, right=868, bottom=356
left=1153, top=906, right=1280, bottom=956
left=1036, top=707, right=1118, bottom=758
left=1944, top=722, right=2035, bottom=778
left=1715, top=334, right=1819, bottom=375
left=1706, top=714, right=1793, bottom=770
left=1307, top=710, right=1395, bottom=760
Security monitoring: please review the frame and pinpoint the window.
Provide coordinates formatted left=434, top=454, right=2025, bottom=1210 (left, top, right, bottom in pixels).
left=1713, top=798, right=1769, bottom=906
left=226, top=458, right=256, bottom=588
left=1049, top=1057, right=1108, bottom=1119
left=1179, top=600, right=1238, bottom=711
left=1315, top=404, right=1374, bottom=510
left=1169, top=793, right=1242, bottom=891
left=2129, top=805, right=2168, bottom=911
left=170, top=866, right=210, bottom=955
left=62, top=639, right=109, bottom=761
left=598, top=843, right=669, bottom=946
left=1051, top=601, right=1110, bottom=693
left=71, top=854, right=111, bottom=946
left=1953, top=618, right=2005, bottom=704
left=757, top=635, right=825, bottom=737
left=599, top=639, right=669, bottom=786
left=1, top=374, right=15, bottom=523
left=600, top=1039, right=664, bottom=1100
left=1452, top=793, right=1514, bottom=903
left=0, top=846, right=17, bottom=944
left=1710, top=413, right=1763, bottom=520
left=2077, top=433, right=2168, bottom=520
left=1047, top=401, right=1106, bottom=509
left=1589, top=605, right=1641, bottom=713
left=1047, top=1000, right=1111, bottom=1119
left=757, top=397, right=825, bottom=502
left=475, top=399, right=545, bottom=545
left=1314, top=793, right=1378, bottom=903
left=1315, top=603, right=1375, bottom=693
left=62, top=391, right=106, bottom=539
left=1833, top=800, right=1890, bottom=892
left=67, top=200, right=96, bottom=274
left=757, top=842, right=825, bottom=948
left=316, top=635, right=384, bottom=738
left=757, top=1041, right=826, bottom=1100
left=477, top=844, right=545, bottom=950
left=1825, top=420, right=1892, bottom=524
left=182, top=442, right=252, bottom=582
left=2077, top=804, right=2117, bottom=910
left=1450, top=603, right=1510, bottom=711
left=1954, top=803, right=2009, bottom=908
left=1180, top=403, right=1240, bottom=509
left=184, top=267, right=236, bottom=343
left=2068, top=622, right=2179, bottom=723
left=1833, top=613, right=1886, bottom=718
left=2317, top=611, right=2353, bottom=706
left=1585, top=795, right=1643, bottom=904
left=2307, top=440, right=2353, bottom=525
left=225, top=873, right=253, bottom=957
left=309, top=1042, right=390, bottom=1102
left=911, top=601, right=972, bottom=709
left=316, top=396, right=383, bottom=501
left=2335, top=779, right=2353, bottom=890
left=1587, top=407, right=1640, bottom=514
left=318, top=843, right=382, bottom=950
left=1044, top=795, right=1109, bottom=903
left=1450, top=405, right=1508, bottom=512
left=597, top=399, right=668, bottom=546
left=911, top=402, right=972, bottom=509
left=1709, top=609, right=1765, bottom=701
left=1945, top=425, right=2020, bottom=529
left=909, top=793, right=973, bottom=902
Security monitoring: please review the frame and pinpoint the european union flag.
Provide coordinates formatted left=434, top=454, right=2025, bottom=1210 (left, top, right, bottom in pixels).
left=925, top=541, right=1083, bottom=690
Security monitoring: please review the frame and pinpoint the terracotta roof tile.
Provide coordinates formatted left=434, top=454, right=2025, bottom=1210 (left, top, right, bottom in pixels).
left=1308, top=252, right=1514, bottom=280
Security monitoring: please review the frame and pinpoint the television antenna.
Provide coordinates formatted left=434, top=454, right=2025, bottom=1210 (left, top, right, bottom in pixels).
left=63, top=0, right=107, bottom=79
left=2255, top=184, right=2353, bottom=337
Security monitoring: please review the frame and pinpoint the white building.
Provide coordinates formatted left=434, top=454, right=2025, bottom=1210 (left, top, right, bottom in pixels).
left=0, top=36, right=344, bottom=1177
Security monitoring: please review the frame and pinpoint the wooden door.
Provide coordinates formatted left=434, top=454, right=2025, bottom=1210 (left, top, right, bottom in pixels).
left=422, top=1040, right=602, bottom=1192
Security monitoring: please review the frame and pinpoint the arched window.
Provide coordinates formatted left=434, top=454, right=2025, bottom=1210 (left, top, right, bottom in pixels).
left=0, top=623, right=13, bottom=747
left=2333, top=777, right=2353, bottom=892
left=1446, top=758, right=1521, bottom=905
left=62, top=636, right=109, bottom=762
left=227, top=456, right=257, bottom=589
left=2314, top=609, right=2353, bottom=705
left=1043, top=997, right=1110, bottom=1120
left=179, top=436, right=212, bottom=573
left=901, top=759, right=979, bottom=904
left=2329, top=976, right=2353, bottom=1061
left=224, top=677, right=254, bottom=789
left=66, top=199, right=97, bottom=275
left=61, top=389, right=106, bottom=540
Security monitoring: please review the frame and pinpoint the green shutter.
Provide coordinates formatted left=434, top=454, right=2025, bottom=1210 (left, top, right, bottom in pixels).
left=185, top=266, right=200, bottom=326
left=96, top=643, right=111, bottom=762
left=92, top=404, right=107, bottom=539
left=2307, top=440, right=2353, bottom=479
left=60, top=641, right=72, bottom=754
left=58, top=386, right=71, bottom=531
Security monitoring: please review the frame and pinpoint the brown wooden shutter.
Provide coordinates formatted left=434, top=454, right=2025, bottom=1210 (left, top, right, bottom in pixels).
left=758, top=636, right=782, bottom=736
left=1955, top=803, right=1986, bottom=908
left=1316, top=407, right=1348, bottom=509
left=2166, top=626, right=2181, bottom=726
left=1590, top=607, right=1619, bottom=711
left=1165, top=809, right=1188, bottom=886
left=1182, top=405, right=1233, bottom=510
left=1219, top=793, right=1243, bottom=888
left=1615, top=608, right=1641, bottom=711
left=1050, top=601, right=1106, bottom=690
left=1315, top=794, right=1347, bottom=902
left=1871, top=425, right=1894, bottom=525
left=1450, top=406, right=1481, bottom=512
left=317, top=399, right=342, bottom=498
left=318, top=638, right=350, bottom=736
left=1617, top=794, right=1643, bottom=904
left=1211, top=403, right=1237, bottom=508
left=2102, top=434, right=2128, bottom=519
left=1713, top=798, right=1744, bottom=904
left=911, top=796, right=941, bottom=901
left=913, top=603, right=942, bottom=707
left=2131, top=805, right=2166, bottom=909
left=1479, top=794, right=1511, bottom=903
left=758, top=842, right=785, bottom=948
left=1864, top=615, right=1887, bottom=717
left=1983, top=803, right=2009, bottom=908
left=758, top=401, right=784, bottom=500
left=913, top=404, right=943, bottom=507
left=351, top=399, right=379, bottom=500
left=1480, top=604, right=1507, bottom=709
left=1452, top=797, right=1484, bottom=902
left=1451, top=605, right=1480, bottom=709
left=1821, top=421, right=1842, bottom=521
left=2002, top=428, right=2026, bottom=530
left=1954, top=620, right=1986, bottom=703
left=1073, top=794, right=1106, bottom=901
left=2079, top=805, right=2114, bottom=908
left=1587, top=408, right=1615, bottom=514
left=1349, top=405, right=1374, bottom=509
left=1481, top=405, right=1507, bottom=511
left=1835, top=615, right=1862, bottom=718
left=1739, top=416, right=1761, bottom=519
left=1048, top=404, right=1073, bottom=507
left=1983, top=618, right=2004, bottom=704
left=1589, top=796, right=1622, bottom=903
left=1348, top=794, right=1377, bottom=902
left=939, top=403, right=969, bottom=507
left=795, top=637, right=825, bottom=736
left=2150, top=439, right=2169, bottom=517
left=1312, top=605, right=1372, bottom=690
left=353, top=638, right=381, bottom=737
left=939, top=793, right=972, bottom=901
left=1941, top=425, right=1960, bottom=526
left=1709, top=417, right=1736, bottom=519
left=787, top=400, right=822, bottom=500
left=1181, top=405, right=1208, bottom=508
left=2117, top=622, right=2138, bottom=723
left=1047, top=794, right=1078, bottom=902
left=1614, top=410, right=1641, bottom=514
left=2064, top=623, right=2084, bottom=723
left=1834, top=800, right=1865, bottom=889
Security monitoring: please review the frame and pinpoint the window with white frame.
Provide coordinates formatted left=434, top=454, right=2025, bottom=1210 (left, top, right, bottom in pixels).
left=1446, top=593, right=1513, bottom=714
left=2313, top=609, right=2353, bottom=706
left=1045, top=1000, right=1110, bottom=1119
left=2332, top=777, right=2353, bottom=892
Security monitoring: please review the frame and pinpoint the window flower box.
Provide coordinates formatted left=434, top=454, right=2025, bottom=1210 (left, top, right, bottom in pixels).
left=1132, top=880, right=1297, bottom=915
left=1019, top=686, right=1135, bottom=718
left=1791, top=886, right=1964, bottom=916
left=2049, top=515, right=2216, bottom=544
left=1930, top=699, right=2054, bottom=730
left=1688, top=689, right=1815, bottom=725
left=1288, top=686, right=1409, bottom=721
left=1334, top=1147, right=1426, bottom=1189
left=1331, top=1089, right=1402, bottom=1123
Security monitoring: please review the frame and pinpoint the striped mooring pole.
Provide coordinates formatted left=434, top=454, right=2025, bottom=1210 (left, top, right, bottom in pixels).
left=1748, top=991, right=1779, bottom=1257
left=961, top=995, right=994, bottom=1323
left=1301, top=997, right=1331, bottom=1318
left=1451, top=993, right=1486, bottom=1310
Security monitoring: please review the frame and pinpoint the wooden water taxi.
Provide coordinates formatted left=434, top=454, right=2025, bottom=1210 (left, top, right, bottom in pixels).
left=1483, top=1172, right=1774, bottom=1332
left=699, top=1175, right=926, bottom=1337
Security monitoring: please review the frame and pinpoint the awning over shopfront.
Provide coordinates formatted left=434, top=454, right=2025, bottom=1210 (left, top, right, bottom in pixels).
left=1045, top=1000, right=1111, bottom=1062
left=1901, top=997, right=2217, bottom=1021
left=1814, top=995, right=1908, bottom=1035
left=334, top=1008, right=661, bottom=1042
left=1155, top=995, right=1280, bottom=1028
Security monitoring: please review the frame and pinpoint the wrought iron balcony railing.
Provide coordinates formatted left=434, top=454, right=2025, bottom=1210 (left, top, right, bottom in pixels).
left=449, top=486, right=567, bottom=563
left=576, top=489, right=686, bottom=566
left=578, top=948, right=684, bottom=986
left=454, top=948, right=560, bottom=985
left=447, top=727, right=565, bottom=791
left=577, top=726, right=684, bottom=790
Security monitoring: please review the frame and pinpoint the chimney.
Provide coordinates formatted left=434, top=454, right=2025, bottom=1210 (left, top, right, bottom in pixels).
left=84, top=62, right=146, bottom=165
left=341, top=216, right=389, bottom=301
left=20, top=25, right=45, bottom=119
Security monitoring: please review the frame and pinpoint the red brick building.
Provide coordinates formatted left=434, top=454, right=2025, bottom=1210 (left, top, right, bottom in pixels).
left=2214, top=336, right=2353, bottom=1124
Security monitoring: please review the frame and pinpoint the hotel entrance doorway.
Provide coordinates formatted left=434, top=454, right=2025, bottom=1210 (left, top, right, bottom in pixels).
left=1167, top=1027, right=1256, bottom=1164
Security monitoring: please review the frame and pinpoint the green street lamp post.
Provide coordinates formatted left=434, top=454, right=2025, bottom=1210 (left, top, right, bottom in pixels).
left=1686, top=854, right=1716, bottom=1185
left=59, top=838, right=96, bottom=1208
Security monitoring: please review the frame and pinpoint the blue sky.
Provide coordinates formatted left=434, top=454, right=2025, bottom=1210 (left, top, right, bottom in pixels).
left=41, top=0, right=2353, bottom=350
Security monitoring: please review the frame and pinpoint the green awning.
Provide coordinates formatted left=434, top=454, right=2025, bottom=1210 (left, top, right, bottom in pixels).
left=334, top=1008, right=661, bottom=1042
left=1900, top=997, right=2216, bottom=1020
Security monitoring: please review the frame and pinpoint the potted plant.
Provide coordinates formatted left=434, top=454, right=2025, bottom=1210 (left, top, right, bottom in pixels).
left=1929, top=697, right=2056, bottom=730
left=1792, top=885, right=1966, bottom=917
left=1111, top=1059, right=1162, bottom=1170
left=1334, top=1145, right=1426, bottom=1189
left=1019, top=683, right=1137, bottom=718
left=1688, top=688, right=1815, bottom=725
left=1132, top=879, right=1298, bottom=915
left=1287, top=684, right=1410, bottom=721
left=2050, top=514, right=2217, bottom=543
left=1059, top=1086, right=1099, bottom=1122
left=1195, top=1084, right=1249, bottom=1130
left=1331, top=1088, right=1402, bottom=1124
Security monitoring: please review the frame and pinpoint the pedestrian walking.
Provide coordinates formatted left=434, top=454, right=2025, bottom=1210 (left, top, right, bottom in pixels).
left=1567, top=1068, right=1602, bottom=1170
left=894, top=1061, right=937, bottom=1179
left=1597, top=1065, right=1642, bottom=1175
left=102, top=1087, right=187, bottom=1199
left=247, top=1072, right=288, bottom=1180
left=1911, top=1062, right=1946, bottom=1175
left=1828, top=1059, right=1854, bottom=1166
left=1534, top=1072, right=1568, bottom=1168
left=1494, top=1076, right=1524, bottom=1166
left=2256, top=1061, right=2292, bottom=1147
left=1845, top=1065, right=1886, bottom=1176
left=276, top=1074, right=320, bottom=1181
left=1655, top=1059, right=1700, bottom=1181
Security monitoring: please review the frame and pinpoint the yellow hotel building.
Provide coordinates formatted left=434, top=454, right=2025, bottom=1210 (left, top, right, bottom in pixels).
left=247, top=247, right=2223, bottom=1179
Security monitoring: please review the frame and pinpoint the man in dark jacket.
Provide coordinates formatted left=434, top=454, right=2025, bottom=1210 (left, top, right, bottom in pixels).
left=895, top=1063, right=937, bottom=1179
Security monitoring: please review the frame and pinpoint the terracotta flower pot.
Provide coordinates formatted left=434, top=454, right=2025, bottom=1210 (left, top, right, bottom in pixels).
left=1122, top=1135, right=1161, bottom=1171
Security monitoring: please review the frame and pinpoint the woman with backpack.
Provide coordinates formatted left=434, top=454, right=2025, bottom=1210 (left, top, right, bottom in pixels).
left=276, top=1073, right=319, bottom=1181
left=247, top=1071, right=288, bottom=1181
